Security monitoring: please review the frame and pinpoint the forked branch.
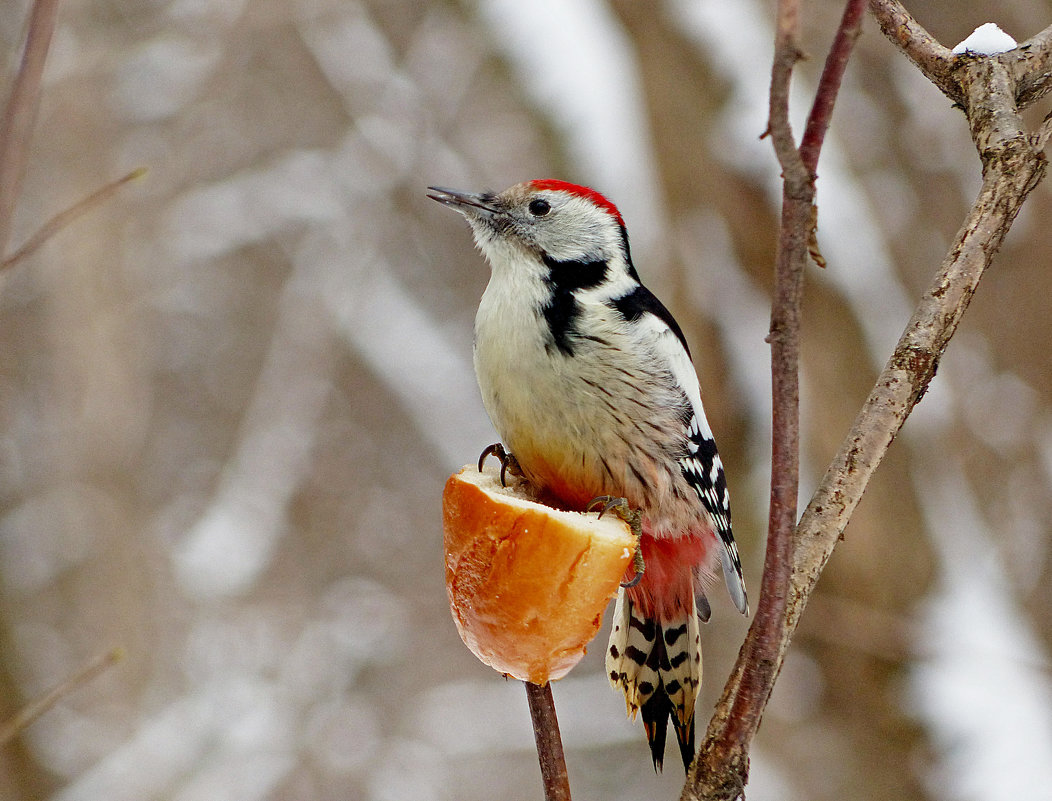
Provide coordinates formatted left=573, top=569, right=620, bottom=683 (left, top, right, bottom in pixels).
left=686, top=1, right=867, bottom=796
left=684, top=2, right=1050, bottom=799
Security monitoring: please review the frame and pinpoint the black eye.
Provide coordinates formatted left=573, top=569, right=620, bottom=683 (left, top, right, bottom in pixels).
left=528, top=198, right=551, bottom=216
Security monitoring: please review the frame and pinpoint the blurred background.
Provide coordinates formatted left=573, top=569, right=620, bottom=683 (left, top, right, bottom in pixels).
left=0, top=0, right=1051, bottom=799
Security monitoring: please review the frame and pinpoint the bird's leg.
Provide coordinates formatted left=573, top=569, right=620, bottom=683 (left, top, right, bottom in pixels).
left=587, top=496, right=645, bottom=588
left=478, top=442, right=522, bottom=487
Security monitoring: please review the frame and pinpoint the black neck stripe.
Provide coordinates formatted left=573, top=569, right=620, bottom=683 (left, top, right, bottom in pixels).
left=540, top=255, right=610, bottom=357
left=542, top=254, right=610, bottom=292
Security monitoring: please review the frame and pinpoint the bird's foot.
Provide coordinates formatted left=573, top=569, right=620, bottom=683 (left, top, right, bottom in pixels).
left=587, top=496, right=645, bottom=588
left=478, top=443, right=521, bottom=487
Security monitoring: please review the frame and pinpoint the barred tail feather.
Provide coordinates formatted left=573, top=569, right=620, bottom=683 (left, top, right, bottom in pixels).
left=607, top=587, right=702, bottom=772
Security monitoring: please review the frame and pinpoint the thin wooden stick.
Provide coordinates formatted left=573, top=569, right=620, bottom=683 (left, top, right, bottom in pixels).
left=0, top=0, right=62, bottom=259
left=524, top=681, right=571, bottom=801
left=0, top=648, right=123, bottom=744
left=1, top=167, right=147, bottom=270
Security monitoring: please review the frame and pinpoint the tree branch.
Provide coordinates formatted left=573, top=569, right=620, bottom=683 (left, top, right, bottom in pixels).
left=790, top=119, right=1045, bottom=630
left=686, top=3, right=866, bottom=799
left=0, top=0, right=62, bottom=259
left=685, top=2, right=1050, bottom=799
left=867, top=0, right=958, bottom=101
left=524, top=681, right=572, bottom=801
left=794, top=8, right=1049, bottom=592
left=1005, top=24, right=1052, bottom=109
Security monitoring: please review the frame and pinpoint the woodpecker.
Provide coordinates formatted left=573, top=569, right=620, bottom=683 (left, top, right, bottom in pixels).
left=428, top=179, right=748, bottom=772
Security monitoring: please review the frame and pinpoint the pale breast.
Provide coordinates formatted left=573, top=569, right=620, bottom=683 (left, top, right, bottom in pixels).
left=474, top=293, right=704, bottom=534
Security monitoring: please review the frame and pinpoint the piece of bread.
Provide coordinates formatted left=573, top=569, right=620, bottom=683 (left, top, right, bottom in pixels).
left=442, top=463, right=635, bottom=684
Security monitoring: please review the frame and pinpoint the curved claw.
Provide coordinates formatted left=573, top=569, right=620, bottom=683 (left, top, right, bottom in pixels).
left=478, top=443, right=501, bottom=474
left=477, top=443, right=519, bottom=487
left=620, top=567, right=644, bottom=589
left=622, top=540, right=646, bottom=588
left=586, top=495, right=620, bottom=517
left=586, top=495, right=641, bottom=534
left=587, top=495, right=646, bottom=589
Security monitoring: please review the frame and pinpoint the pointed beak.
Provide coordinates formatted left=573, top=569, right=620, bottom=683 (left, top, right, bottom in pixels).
left=426, top=186, right=501, bottom=218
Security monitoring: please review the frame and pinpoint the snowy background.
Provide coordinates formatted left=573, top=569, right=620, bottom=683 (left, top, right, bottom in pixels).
left=1, top=1, right=1051, bottom=800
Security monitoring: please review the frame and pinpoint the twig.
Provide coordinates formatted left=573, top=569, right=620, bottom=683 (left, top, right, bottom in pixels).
left=2, top=168, right=147, bottom=270
left=686, top=3, right=1050, bottom=799
left=0, top=648, right=123, bottom=744
left=1008, top=23, right=1052, bottom=108
left=687, top=3, right=866, bottom=799
left=0, top=0, right=62, bottom=259
left=788, top=64, right=1046, bottom=628
left=799, top=0, right=867, bottom=172
left=524, top=681, right=571, bottom=801
left=865, top=0, right=957, bottom=102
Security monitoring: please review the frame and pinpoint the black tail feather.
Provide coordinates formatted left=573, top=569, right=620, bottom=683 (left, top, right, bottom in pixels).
left=673, top=704, right=696, bottom=773
left=640, top=689, right=695, bottom=773
left=641, top=692, right=670, bottom=771
left=607, top=592, right=702, bottom=775
left=638, top=633, right=696, bottom=773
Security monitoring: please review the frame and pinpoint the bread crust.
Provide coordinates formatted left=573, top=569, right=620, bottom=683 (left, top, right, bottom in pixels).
left=443, top=464, right=635, bottom=683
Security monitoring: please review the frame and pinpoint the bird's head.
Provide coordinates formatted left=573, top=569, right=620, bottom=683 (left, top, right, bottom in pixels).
left=428, top=179, right=634, bottom=280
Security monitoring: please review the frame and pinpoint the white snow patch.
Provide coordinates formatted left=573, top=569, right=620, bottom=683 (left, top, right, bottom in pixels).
left=952, top=23, right=1017, bottom=56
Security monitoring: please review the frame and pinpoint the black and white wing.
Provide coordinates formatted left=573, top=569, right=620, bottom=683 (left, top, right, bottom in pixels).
left=611, top=284, right=749, bottom=615
left=680, top=405, right=748, bottom=615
